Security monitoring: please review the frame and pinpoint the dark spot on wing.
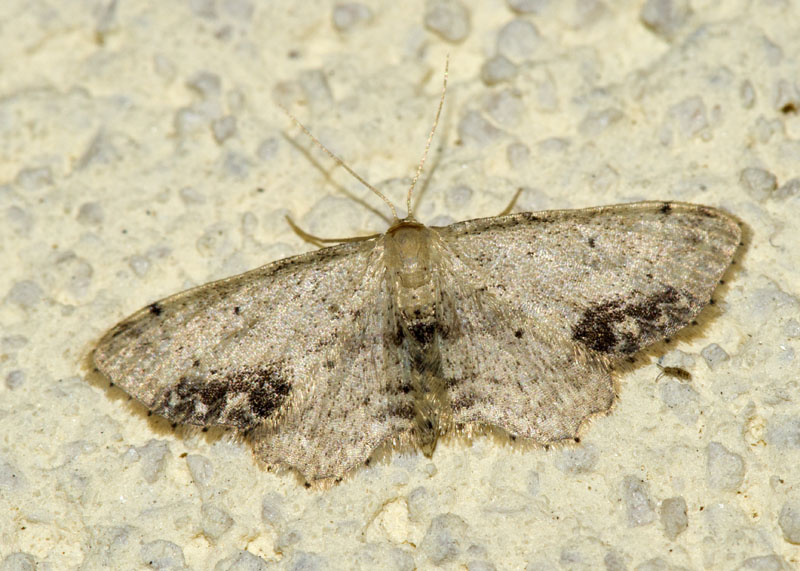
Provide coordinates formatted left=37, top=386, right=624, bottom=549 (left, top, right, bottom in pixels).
left=451, top=394, right=475, bottom=412
left=153, top=362, right=292, bottom=429
left=148, top=302, right=163, bottom=316
left=587, top=237, right=596, bottom=248
left=520, top=212, right=543, bottom=223
left=387, top=402, right=415, bottom=420
left=514, top=329, right=524, bottom=339
left=407, top=320, right=436, bottom=344
left=227, top=365, right=292, bottom=421
left=571, top=287, right=697, bottom=355
left=659, top=203, right=672, bottom=215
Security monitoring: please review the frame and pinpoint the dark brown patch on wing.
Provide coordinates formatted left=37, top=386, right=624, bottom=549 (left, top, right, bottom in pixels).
left=407, top=319, right=436, bottom=344
left=153, top=363, right=291, bottom=429
left=571, top=287, right=698, bottom=355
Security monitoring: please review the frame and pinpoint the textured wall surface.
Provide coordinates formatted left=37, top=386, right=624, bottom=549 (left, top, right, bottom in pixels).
left=1, top=0, right=799, bottom=569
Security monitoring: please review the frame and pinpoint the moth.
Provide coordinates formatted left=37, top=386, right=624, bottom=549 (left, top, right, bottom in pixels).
left=92, top=67, right=741, bottom=484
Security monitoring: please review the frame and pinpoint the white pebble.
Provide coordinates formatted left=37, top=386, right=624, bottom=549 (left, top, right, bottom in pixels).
left=174, top=107, right=208, bottom=137
left=222, top=0, right=254, bottom=20
left=457, top=110, right=503, bottom=146
left=658, top=349, right=696, bottom=372
left=261, top=493, right=284, bottom=526
left=298, top=70, right=333, bottom=106
left=766, top=416, right=800, bottom=449
left=201, top=503, right=234, bottom=539
left=15, top=166, right=53, bottom=191
left=215, top=550, right=272, bottom=571
left=480, top=55, right=517, bottom=86
left=506, top=142, right=530, bottom=168
left=555, top=444, right=598, bottom=474
left=77, top=201, right=104, bottom=226
left=701, top=343, right=730, bottom=369
left=496, top=19, right=542, bottom=62
left=140, top=540, right=185, bottom=568
left=706, top=441, right=745, bottom=491
left=0, top=456, right=26, bottom=491
left=740, top=80, right=756, bottom=109
left=424, top=0, right=471, bottom=43
left=738, top=555, right=788, bottom=570
left=506, top=0, right=549, bottom=13
left=0, top=553, right=38, bottom=570
left=7, top=206, right=33, bottom=236
left=179, top=186, right=206, bottom=205
left=640, top=0, right=692, bottom=39
left=622, top=475, right=656, bottom=527
left=778, top=500, right=800, bottom=544
left=284, top=552, right=325, bottom=570
left=444, top=185, right=473, bottom=210
left=578, top=108, right=624, bottom=136
left=332, top=3, right=372, bottom=31
left=187, top=71, right=222, bottom=99
left=659, top=379, right=699, bottom=424
left=186, top=454, right=214, bottom=486
left=420, top=513, right=470, bottom=565
left=660, top=496, right=688, bottom=540
left=484, top=88, right=524, bottom=127
left=526, top=470, right=540, bottom=495
left=774, top=177, right=800, bottom=201
left=2, top=335, right=28, bottom=351
left=784, top=318, right=800, bottom=339
left=7, top=280, right=43, bottom=308
left=5, top=370, right=25, bottom=390
left=257, top=137, right=279, bottom=160
left=667, top=96, right=709, bottom=139
left=136, top=439, right=170, bottom=483
left=212, top=115, right=238, bottom=144
left=739, top=167, right=778, bottom=200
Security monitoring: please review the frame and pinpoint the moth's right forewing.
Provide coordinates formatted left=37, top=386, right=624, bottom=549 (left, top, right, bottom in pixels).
left=94, top=237, right=419, bottom=481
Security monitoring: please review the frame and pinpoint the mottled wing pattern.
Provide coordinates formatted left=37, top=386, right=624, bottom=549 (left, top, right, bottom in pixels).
left=433, top=201, right=741, bottom=440
left=93, top=239, right=415, bottom=482
left=252, top=267, right=416, bottom=481
left=431, top=250, right=615, bottom=441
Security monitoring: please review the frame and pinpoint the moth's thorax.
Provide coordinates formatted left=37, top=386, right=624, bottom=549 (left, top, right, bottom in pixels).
left=384, top=220, right=438, bottom=320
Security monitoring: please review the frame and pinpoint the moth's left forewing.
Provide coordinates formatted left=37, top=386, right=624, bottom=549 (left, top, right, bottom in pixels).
left=436, top=201, right=741, bottom=358
left=426, top=202, right=740, bottom=444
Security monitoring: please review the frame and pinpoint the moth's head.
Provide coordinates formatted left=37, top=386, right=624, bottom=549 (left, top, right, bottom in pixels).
left=384, top=219, right=432, bottom=267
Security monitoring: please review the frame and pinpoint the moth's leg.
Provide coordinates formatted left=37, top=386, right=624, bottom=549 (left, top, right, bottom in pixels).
left=497, top=187, right=524, bottom=216
left=284, top=215, right=380, bottom=248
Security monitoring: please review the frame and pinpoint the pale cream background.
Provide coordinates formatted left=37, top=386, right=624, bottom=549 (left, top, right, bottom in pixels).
left=1, top=0, right=799, bottom=569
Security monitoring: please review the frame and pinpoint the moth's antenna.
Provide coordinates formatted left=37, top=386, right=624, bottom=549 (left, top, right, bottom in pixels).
left=280, top=104, right=399, bottom=221
left=406, top=55, right=449, bottom=218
